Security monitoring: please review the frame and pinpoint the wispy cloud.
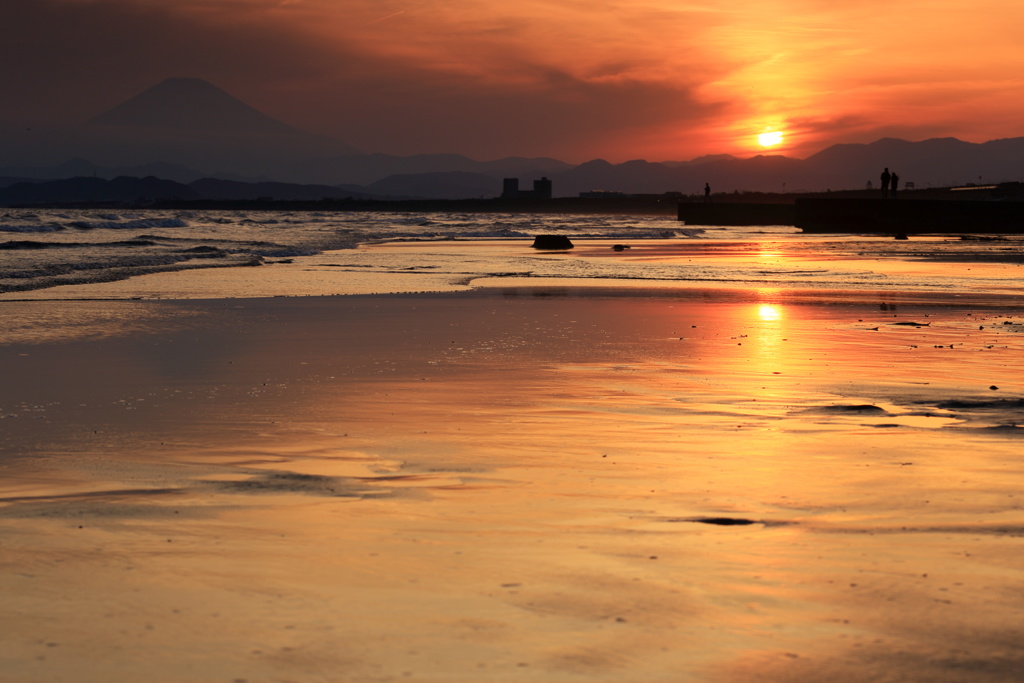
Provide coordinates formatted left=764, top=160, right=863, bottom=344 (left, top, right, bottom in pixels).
left=2, top=0, right=1023, bottom=160
left=364, top=10, right=405, bottom=26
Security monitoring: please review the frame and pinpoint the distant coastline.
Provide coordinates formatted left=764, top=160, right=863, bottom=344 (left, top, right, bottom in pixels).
left=4, top=192, right=686, bottom=215
left=6, top=182, right=1022, bottom=220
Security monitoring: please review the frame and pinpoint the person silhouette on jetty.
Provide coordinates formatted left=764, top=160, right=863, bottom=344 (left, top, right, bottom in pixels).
left=704, top=182, right=711, bottom=202
left=880, top=168, right=891, bottom=197
left=891, top=171, right=899, bottom=197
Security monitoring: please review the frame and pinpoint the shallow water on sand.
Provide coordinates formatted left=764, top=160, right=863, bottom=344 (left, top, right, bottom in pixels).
left=4, top=208, right=1024, bottom=299
left=2, top=293, right=1023, bottom=681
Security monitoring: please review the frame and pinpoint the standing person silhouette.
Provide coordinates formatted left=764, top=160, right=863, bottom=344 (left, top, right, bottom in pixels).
left=880, top=168, right=891, bottom=198
left=891, top=171, right=899, bottom=197
left=704, top=182, right=711, bottom=203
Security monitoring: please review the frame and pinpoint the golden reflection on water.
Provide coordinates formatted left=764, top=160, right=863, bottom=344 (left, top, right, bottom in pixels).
left=700, top=301, right=792, bottom=383
left=5, top=294, right=1024, bottom=682
left=757, top=303, right=782, bottom=322
left=754, top=246, right=784, bottom=264
left=0, top=301, right=205, bottom=345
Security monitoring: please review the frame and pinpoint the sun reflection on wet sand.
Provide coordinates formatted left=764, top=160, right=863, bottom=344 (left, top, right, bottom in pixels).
left=2, top=292, right=1024, bottom=681
left=757, top=302, right=782, bottom=321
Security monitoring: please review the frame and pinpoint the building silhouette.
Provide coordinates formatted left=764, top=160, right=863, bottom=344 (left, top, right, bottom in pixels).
left=502, top=177, right=553, bottom=199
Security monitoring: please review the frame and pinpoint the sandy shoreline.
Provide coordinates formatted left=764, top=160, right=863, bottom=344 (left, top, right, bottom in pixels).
left=5, top=234, right=1024, bottom=304
left=3, top=269, right=1024, bottom=680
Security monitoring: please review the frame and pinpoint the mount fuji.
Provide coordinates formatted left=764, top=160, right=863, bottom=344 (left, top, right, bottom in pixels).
left=3, top=78, right=360, bottom=180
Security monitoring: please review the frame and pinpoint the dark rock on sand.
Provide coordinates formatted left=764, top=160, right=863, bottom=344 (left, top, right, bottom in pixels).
left=689, top=517, right=758, bottom=526
left=805, top=404, right=888, bottom=414
left=933, top=398, right=1024, bottom=410
left=531, top=235, right=574, bottom=250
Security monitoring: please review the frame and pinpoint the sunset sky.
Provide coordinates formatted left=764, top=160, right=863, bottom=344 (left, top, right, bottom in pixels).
left=3, top=0, right=1023, bottom=163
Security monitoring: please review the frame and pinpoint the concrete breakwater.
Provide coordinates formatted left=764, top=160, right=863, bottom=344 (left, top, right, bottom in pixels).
left=677, top=202, right=796, bottom=226
left=679, top=198, right=1024, bottom=233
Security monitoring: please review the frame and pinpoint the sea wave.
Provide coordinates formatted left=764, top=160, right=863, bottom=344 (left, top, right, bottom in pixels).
left=0, top=222, right=64, bottom=233
left=68, top=218, right=190, bottom=230
left=0, top=250, right=262, bottom=293
left=0, top=239, right=158, bottom=250
left=4, top=207, right=1021, bottom=299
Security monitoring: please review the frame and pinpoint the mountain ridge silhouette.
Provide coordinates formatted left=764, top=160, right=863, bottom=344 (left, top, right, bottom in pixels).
left=1, top=78, right=1022, bottom=197
left=89, top=78, right=305, bottom=135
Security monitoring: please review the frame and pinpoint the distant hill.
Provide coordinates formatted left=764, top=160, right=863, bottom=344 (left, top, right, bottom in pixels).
left=0, top=78, right=360, bottom=178
left=0, top=77, right=1021, bottom=196
left=661, top=154, right=740, bottom=168
left=548, top=154, right=801, bottom=196
left=0, top=176, right=379, bottom=205
left=0, top=159, right=208, bottom=185
left=91, top=78, right=315, bottom=136
left=363, top=171, right=501, bottom=199
left=276, top=152, right=573, bottom=187
left=546, top=138, right=1024, bottom=196
left=0, top=176, right=37, bottom=189
left=0, top=176, right=199, bottom=205
left=189, top=178, right=374, bottom=201
left=800, top=137, right=1024, bottom=190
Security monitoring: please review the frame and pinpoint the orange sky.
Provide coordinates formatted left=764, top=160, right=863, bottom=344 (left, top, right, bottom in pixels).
left=3, top=0, right=1024, bottom=162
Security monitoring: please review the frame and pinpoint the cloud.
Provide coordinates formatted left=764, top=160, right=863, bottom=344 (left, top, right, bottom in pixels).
left=327, top=64, right=726, bottom=160
left=2, top=0, right=1023, bottom=161
left=0, top=0, right=340, bottom=123
left=0, top=0, right=732, bottom=160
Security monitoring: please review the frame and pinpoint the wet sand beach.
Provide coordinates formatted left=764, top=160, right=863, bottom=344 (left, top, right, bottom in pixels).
left=3, top=241, right=1024, bottom=681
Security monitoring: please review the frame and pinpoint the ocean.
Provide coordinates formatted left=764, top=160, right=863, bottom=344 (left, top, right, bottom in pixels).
left=4, top=207, right=1024, bottom=681
left=3, top=208, right=1023, bottom=300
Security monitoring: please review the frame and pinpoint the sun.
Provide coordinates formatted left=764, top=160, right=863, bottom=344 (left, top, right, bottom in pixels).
left=758, top=131, right=784, bottom=148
